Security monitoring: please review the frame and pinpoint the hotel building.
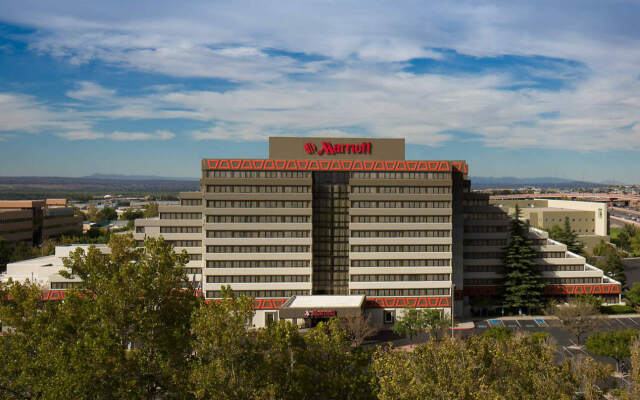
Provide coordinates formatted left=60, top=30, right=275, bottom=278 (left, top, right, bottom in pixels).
left=3, top=138, right=621, bottom=327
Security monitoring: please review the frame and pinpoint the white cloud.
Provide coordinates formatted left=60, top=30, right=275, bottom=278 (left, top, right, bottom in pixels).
left=66, top=81, right=116, bottom=100
left=58, top=130, right=175, bottom=141
left=0, top=1, right=639, bottom=154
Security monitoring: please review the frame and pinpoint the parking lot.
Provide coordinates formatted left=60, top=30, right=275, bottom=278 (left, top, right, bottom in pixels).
left=471, top=316, right=640, bottom=364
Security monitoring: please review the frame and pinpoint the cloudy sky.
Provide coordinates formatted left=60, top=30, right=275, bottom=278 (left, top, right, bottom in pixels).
left=0, top=1, right=639, bottom=182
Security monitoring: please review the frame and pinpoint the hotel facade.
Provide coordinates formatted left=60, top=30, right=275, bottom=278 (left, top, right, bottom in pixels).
left=4, top=137, right=620, bottom=328
left=129, top=137, right=620, bottom=326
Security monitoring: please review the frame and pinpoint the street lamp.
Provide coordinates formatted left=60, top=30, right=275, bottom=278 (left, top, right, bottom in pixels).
left=451, top=283, right=455, bottom=338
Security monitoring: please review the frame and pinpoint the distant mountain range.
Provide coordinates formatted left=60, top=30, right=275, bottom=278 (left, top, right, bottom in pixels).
left=84, top=173, right=199, bottom=181
left=470, top=176, right=611, bottom=189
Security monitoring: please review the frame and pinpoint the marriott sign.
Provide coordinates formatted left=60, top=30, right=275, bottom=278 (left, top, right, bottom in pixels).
left=304, top=141, right=372, bottom=156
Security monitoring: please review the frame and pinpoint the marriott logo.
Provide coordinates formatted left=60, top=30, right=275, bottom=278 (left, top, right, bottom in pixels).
left=304, top=141, right=372, bottom=155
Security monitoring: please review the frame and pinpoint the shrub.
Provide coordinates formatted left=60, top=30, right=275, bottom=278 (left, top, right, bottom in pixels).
left=600, top=304, right=636, bottom=314
left=482, top=327, right=514, bottom=341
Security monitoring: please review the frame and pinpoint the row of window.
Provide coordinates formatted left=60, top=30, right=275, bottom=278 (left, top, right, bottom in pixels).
left=180, top=199, right=202, bottom=206
left=351, top=230, right=450, bottom=238
left=351, top=186, right=451, bottom=194
left=537, top=252, right=565, bottom=259
left=50, top=282, right=83, bottom=289
left=206, top=275, right=310, bottom=283
left=206, top=290, right=309, bottom=298
left=464, top=265, right=504, bottom=273
left=188, top=254, right=202, bottom=261
left=463, top=239, right=508, bottom=246
left=350, top=201, right=451, bottom=208
left=207, top=185, right=311, bottom=193
left=464, top=279, right=502, bottom=285
left=351, top=288, right=450, bottom=296
left=160, top=226, right=202, bottom=233
left=207, top=215, right=311, bottom=224
left=464, top=226, right=508, bottom=233
left=463, top=252, right=503, bottom=259
left=351, top=245, right=450, bottom=253
left=206, top=245, right=310, bottom=253
left=538, top=265, right=584, bottom=271
left=207, top=260, right=310, bottom=268
left=351, top=172, right=450, bottom=180
left=463, top=213, right=508, bottom=220
left=207, top=230, right=310, bottom=238
left=207, top=200, right=311, bottom=208
left=351, top=216, right=450, bottom=223
left=184, top=268, right=202, bottom=274
left=351, top=259, right=450, bottom=267
left=544, top=278, right=601, bottom=284
left=160, top=212, right=202, bottom=220
left=350, top=274, right=450, bottom=282
left=462, top=199, right=489, bottom=206
left=168, top=240, right=202, bottom=247
left=206, top=170, right=311, bottom=179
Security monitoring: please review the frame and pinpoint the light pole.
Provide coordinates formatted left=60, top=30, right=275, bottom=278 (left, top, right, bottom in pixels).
left=451, top=283, right=455, bottom=338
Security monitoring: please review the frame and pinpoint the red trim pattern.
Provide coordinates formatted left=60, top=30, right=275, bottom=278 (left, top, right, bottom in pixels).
left=205, top=297, right=288, bottom=310
left=463, top=284, right=621, bottom=297
left=205, top=159, right=468, bottom=174
left=364, top=296, right=451, bottom=308
left=544, top=284, right=620, bottom=296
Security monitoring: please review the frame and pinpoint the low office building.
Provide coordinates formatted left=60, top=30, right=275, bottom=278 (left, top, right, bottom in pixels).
left=0, top=199, right=83, bottom=245
left=2, top=138, right=621, bottom=328
left=489, top=198, right=609, bottom=251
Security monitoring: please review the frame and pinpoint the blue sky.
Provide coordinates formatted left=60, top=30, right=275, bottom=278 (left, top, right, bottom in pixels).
left=0, top=1, right=639, bottom=182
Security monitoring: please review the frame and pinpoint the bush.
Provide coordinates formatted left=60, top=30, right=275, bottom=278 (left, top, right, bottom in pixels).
left=600, top=305, right=636, bottom=314
left=531, top=332, right=550, bottom=344
left=482, top=327, right=514, bottom=341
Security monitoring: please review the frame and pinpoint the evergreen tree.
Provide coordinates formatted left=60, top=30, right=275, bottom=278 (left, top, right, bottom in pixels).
left=548, top=217, right=583, bottom=255
left=503, top=204, right=544, bottom=313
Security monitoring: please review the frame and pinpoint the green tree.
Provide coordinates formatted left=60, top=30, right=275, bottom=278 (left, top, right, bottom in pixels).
left=393, top=308, right=449, bottom=340
left=626, top=282, right=640, bottom=308
left=97, top=206, right=117, bottom=222
left=549, top=296, right=603, bottom=345
left=482, top=326, right=514, bottom=341
left=86, top=204, right=99, bottom=222
left=592, top=240, right=626, bottom=287
left=586, top=329, right=640, bottom=372
left=0, top=234, right=200, bottom=398
left=503, top=204, right=544, bottom=313
left=121, top=208, right=144, bottom=221
left=143, top=202, right=159, bottom=218
left=372, top=334, right=609, bottom=400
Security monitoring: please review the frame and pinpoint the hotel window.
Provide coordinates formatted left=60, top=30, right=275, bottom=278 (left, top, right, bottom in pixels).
left=207, top=260, right=310, bottom=268
left=207, top=230, right=310, bottom=238
left=206, top=185, right=310, bottom=193
left=206, top=245, right=310, bottom=253
left=180, top=199, right=202, bottom=206
left=350, top=274, right=450, bottom=282
left=136, top=226, right=145, bottom=233
left=206, top=290, right=309, bottom=298
left=167, top=240, right=202, bottom=247
left=350, top=259, right=449, bottom=267
left=160, top=226, right=202, bottom=233
left=206, top=275, right=310, bottom=283
left=350, top=288, right=449, bottom=296
left=207, top=215, right=311, bottom=223
left=160, top=212, right=202, bottom=220
left=350, top=245, right=450, bottom=252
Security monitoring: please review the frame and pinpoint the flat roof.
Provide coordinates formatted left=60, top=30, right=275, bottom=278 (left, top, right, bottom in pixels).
left=285, top=295, right=365, bottom=309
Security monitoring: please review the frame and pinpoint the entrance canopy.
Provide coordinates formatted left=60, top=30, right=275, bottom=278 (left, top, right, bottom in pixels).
left=278, top=295, right=365, bottom=320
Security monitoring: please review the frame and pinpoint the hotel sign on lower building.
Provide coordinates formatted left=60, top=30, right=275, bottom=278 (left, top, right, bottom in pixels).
left=303, top=310, right=337, bottom=318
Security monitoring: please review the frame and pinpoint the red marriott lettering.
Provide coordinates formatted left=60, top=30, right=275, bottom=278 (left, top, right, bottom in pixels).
left=305, top=141, right=372, bottom=155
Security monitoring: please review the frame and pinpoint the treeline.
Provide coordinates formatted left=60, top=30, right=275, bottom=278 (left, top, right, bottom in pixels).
left=1, top=235, right=640, bottom=399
